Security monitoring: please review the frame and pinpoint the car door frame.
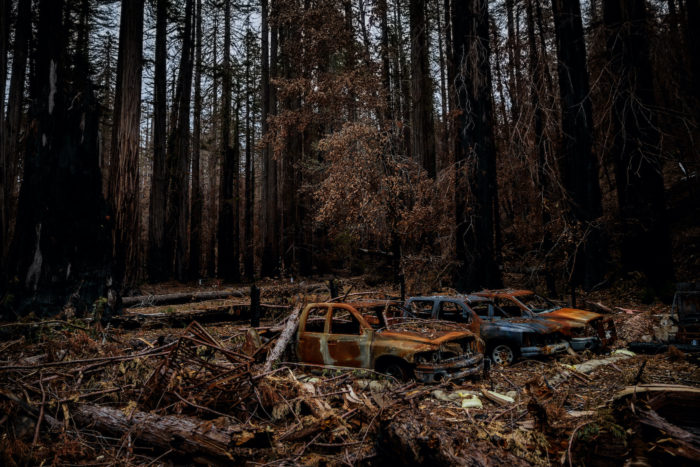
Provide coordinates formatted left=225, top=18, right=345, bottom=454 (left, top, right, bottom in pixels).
left=325, top=304, right=373, bottom=368
left=297, top=304, right=331, bottom=365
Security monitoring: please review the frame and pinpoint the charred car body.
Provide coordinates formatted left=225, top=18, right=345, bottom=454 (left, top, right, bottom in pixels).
left=295, top=301, right=485, bottom=383
left=403, top=296, right=570, bottom=365
left=474, top=289, right=617, bottom=351
left=630, top=286, right=700, bottom=354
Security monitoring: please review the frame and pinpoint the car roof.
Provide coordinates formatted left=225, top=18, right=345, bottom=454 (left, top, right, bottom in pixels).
left=476, top=289, right=533, bottom=297
left=408, top=294, right=491, bottom=303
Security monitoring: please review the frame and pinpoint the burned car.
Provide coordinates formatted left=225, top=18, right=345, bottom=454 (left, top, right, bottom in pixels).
left=673, top=288, right=700, bottom=349
left=295, top=301, right=485, bottom=383
left=630, top=286, right=700, bottom=353
left=474, top=289, right=617, bottom=351
left=403, top=295, right=570, bottom=365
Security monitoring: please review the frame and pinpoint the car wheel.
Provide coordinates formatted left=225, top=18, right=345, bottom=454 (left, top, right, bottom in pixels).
left=384, top=362, right=410, bottom=381
left=491, top=344, right=515, bottom=365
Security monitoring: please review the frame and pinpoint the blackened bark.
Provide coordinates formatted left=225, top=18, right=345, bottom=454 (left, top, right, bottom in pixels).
left=603, top=0, right=674, bottom=290
left=528, top=0, right=556, bottom=295
left=409, top=0, right=436, bottom=178
left=551, top=0, right=604, bottom=290
left=5, top=0, right=112, bottom=317
left=189, top=0, right=203, bottom=279
left=261, top=0, right=281, bottom=278
left=504, top=0, right=522, bottom=126
left=207, top=15, right=219, bottom=277
left=378, top=0, right=392, bottom=121
left=261, top=0, right=275, bottom=277
left=0, top=0, right=10, bottom=270
left=218, top=0, right=240, bottom=282
left=396, top=1, right=412, bottom=158
left=111, top=0, right=144, bottom=290
left=436, top=0, right=448, bottom=152
left=686, top=0, right=700, bottom=117
left=2, top=0, right=31, bottom=273
left=453, top=0, right=502, bottom=291
left=166, top=0, right=194, bottom=282
left=244, top=33, right=254, bottom=281
left=148, top=0, right=169, bottom=282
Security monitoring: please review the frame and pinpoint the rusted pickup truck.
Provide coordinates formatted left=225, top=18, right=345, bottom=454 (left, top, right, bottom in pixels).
left=474, top=289, right=616, bottom=351
left=295, top=301, right=485, bottom=383
left=404, top=295, right=570, bottom=365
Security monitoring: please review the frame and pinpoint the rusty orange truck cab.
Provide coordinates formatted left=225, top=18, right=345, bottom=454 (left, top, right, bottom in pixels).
left=403, top=295, right=570, bottom=365
left=295, top=301, right=485, bottom=383
left=474, top=289, right=617, bottom=351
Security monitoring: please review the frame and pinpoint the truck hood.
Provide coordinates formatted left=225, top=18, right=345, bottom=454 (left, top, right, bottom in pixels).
left=378, top=321, right=476, bottom=345
left=486, top=318, right=564, bottom=335
left=538, top=307, right=601, bottom=325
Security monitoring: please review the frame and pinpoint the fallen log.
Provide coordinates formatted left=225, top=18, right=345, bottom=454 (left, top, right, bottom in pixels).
left=71, top=404, right=270, bottom=461
left=586, top=301, right=614, bottom=314
left=121, top=289, right=246, bottom=307
left=121, top=280, right=343, bottom=308
left=548, top=352, right=636, bottom=386
left=109, top=303, right=290, bottom=329
left=264, top=303, right=303, bottom=372
left=111, top=303, right=251, bottom=329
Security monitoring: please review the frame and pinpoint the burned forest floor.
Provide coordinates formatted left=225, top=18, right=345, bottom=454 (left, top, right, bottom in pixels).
left=1, top=276, right=699, bottom=466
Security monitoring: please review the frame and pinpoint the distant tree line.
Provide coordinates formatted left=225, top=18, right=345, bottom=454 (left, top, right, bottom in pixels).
left=1, top=0, right=697, bottom=316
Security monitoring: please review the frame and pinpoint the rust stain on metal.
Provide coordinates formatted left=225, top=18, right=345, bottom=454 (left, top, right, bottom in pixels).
left=295, top=301, right=484, bottom=382
left=475, top=289, right=618, bottom=349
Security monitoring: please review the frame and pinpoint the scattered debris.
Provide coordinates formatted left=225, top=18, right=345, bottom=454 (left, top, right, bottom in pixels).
left=0, top=283, right=698, bottom=465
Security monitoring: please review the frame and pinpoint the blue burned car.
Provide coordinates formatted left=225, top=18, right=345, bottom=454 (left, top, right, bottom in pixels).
left=402, top=295, right=570, bottom=365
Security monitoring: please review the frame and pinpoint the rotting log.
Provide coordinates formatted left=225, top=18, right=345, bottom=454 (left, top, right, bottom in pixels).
left=71, top=404, right=270, bottom=461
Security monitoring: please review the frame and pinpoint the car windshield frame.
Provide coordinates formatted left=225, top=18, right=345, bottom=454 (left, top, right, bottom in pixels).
left=512, top=294, right=560, bottom=314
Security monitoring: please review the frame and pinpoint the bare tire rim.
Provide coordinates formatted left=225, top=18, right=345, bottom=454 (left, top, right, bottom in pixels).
left=492, top=345, right=514, bottom=365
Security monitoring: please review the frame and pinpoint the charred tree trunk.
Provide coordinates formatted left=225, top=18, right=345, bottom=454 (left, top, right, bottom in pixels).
left=189, top=0, right=203, bottom=279
left=279, top=13, right=302, bottom=277
left=453, top=0, right=502, bottom=291
left=0, top=0, right=10, bottom=272
left=2, top=0, right=31, bottom=276
left=218, top=0, right=240, bottom=282
left=244, top=34, right=254, bottom=281
left=602, top=0, right=674, bottom=291
left=261, top=0, right=279, bottom=277
left=551, top=0, right=604, bottom=290
left=5, top=0, right=112, bottom=317
left=148, top=0, right=169, bottom=282
left=527, top=0, right=556, bottom=295
left=505, top=0, right=522, bottom=129
left=686, top=0, right=700, bottom=121
left=396, top=1, right=412, bottom=158
left=436, top=0, right=448, bottom=161
left=378, top=0, right=392, bottom=121
left=166, top=0, right=194, bottom=282
left=207, top=15, right=219, bottom=278
left=409, top=0, right=436, bottom=178
left=110, top=0, right=144, bottom=290
left=270, top=1, right=280, bottom=273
